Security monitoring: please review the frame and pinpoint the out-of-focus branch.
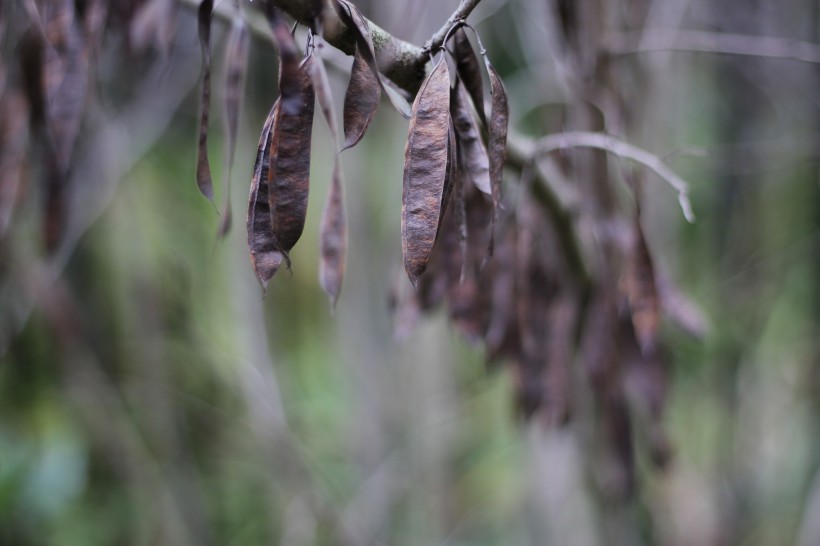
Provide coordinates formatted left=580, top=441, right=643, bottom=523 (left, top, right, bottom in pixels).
left=609, top=29, right=820, bottom=65
left=525, top=131, right=695, bottom=223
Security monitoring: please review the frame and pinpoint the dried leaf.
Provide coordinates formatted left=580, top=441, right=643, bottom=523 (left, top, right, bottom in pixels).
left=267, top=53, right=315, bottom=258
left=401, top=57, right=450, bottom=284
left=218, top=17, right=249, bottom=237
left=451, top=82, right=490, bottom=195
left=335, top=0, right=411, bottom=118
left=342, top=46, right=380, bottom=149
left=195, top=0, right=214, bottom=201
left=319, top=160, right=347, bottom=308
left=484, top=56, right=508, bottom=256
left=452, top=28, right=486, bottom=126
left=247, top=102, right=283, bottom=289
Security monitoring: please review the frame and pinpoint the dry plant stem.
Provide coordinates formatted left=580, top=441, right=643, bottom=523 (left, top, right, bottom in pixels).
left=422, top=0, right=483, bottom=54
left=530, top=131, right=695, bottom=222
left=609, top=29, right=820, bottom=65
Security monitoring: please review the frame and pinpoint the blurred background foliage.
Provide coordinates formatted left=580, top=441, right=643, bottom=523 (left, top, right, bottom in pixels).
left=1, top=0, right=819, bottom=544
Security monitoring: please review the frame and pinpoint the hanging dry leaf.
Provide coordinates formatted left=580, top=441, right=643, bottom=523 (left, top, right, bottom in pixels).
left=402, top=57, right=450, bottom=284
left=195, top=0, right=214, bottom=201
left=451, top=82, right=490, bottom=195
left=247, top=102, right=283, bottom=289
left=342, top=46, right=380, bottom=149
left=452, top=27, right=486, bottom=127
left=484, top=56, right=508, bottom=256
left=218, top=17, right=249, bottom=236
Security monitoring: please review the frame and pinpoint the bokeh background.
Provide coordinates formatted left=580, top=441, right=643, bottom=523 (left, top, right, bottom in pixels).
left=1, top=0, right=819, bottom=544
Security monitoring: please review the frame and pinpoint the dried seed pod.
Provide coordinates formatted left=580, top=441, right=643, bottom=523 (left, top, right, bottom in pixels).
left=451, top=82, right=490, bottom=195
left=319, top=160, right=347, bottom=308
left=342, top=46, right=380, bottom=149
left=311, top=53, right=348, bottom=307
left=401, top=57, right=451, bottom=284
left=311, top=50, right=338, bottom=140
left=451, top=27, right=486, bottom=126
left=621, top=216, right=660, bottom=353
left=267, top=53, right=315, bottom=256
left=484, top=56, right=508, bottom=256
left=247, top=102, right=284, bottom=290
left=196, top=0, right=214, bottom=201
left=335, top=0, right=411, bottom=118
left=218, top=17, right=249, bottom=236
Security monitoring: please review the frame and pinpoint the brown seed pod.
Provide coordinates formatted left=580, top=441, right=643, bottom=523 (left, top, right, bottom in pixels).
left=622, top=215, right=660, bottom=353
left=247, top=102, right=284, bottom=290
left=319, top=160, right=347, bottom=309
left=402, top=57, right=451, bottom=284
left=311, top=52, right=348, bottom=308
left=196, top=0, right=214, bottom=201
left=218, top=17, right=249, bottom=237
left=267, top=52, right=315, bottom=258
left=342, top=46, right=380, bottom=150
left=451, top=27, right=486, bottom=127
left=484, top=56, right=508, bottom=256
left=335, top=0, right=411, bottom=118
left=451, top=82, right=491, bottom=195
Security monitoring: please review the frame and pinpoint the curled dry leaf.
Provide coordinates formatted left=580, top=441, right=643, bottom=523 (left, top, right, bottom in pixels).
left=218, top=17, right=249, bottom=237
left=402, top=57, right=450, bottom=284
left=247, top=102, right=283, bottom=289
left=484, top=57, right=508, bottom=256
left=452, top=27, right=486, bottom=127
left=343, top=46, right=380, bottom=149
left=451, top=82, right=490, bottom=195
left=335, top=0, right=411, bottom=118
left=267, top=53, right=315, bottom=258
left=196, top=0, right=214, bottom=201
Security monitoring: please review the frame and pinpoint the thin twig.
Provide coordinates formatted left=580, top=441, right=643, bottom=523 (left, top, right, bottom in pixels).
left=422, top=0, right=483, bottom=54
left=531, top=131, right=695, bottom=222
left=609, top=29, right=820, bottom=65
